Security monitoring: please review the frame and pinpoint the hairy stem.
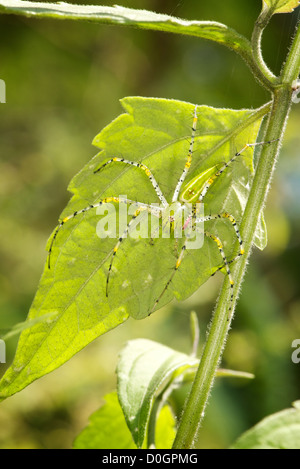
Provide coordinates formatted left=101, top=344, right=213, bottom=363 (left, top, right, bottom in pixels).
left=251, top=3, right=278, bottom=85
left=173, top=17, right=300, bottom=449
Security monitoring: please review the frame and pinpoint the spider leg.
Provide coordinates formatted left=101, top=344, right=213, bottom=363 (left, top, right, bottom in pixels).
left=201, top=212, right=248, bottom=276
left=149, top=229, right=234, bottom=318
left=94, top=157, right=168, bottom=207
left=204, top=231, right=234, bottom=319
left=172, top=105, right=198, bottom=203
left=149, top=241, right=187, bottom=316
left=196, top=212, right=244, bottom=258
left=106, top=204, right=162, bottom=297
left=210, top=251, right=243, bottom=277
left=198, top=138, right=279, bottom=202
left=47, top=197, right=158, bottom=269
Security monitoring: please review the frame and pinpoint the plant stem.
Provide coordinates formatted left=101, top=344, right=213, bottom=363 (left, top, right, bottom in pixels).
left=173, top=18, right=300, bottom=450
left=280, top=14, right=300, bottom=83
left=251, top=3, right=278, bottom=86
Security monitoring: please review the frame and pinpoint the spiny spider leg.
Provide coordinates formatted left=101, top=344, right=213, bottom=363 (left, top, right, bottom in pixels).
left=149, top=230, right=234, bottom=317
left=198, top=139, right=279, bottom=202
left=196, top=212, right=244, bottom=257
left=172, top=105, right=198, bottom=203
left=94, top=157, right=168, bottom=207
left=106, top=204, right=162, bottom=297
left=47, top=197, right=159, bottom=269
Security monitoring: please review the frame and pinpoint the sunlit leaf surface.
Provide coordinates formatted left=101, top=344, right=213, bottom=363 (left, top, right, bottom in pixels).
left=0, top=97, right=269, bottom=401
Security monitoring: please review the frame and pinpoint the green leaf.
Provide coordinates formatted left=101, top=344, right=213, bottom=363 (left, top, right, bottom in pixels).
left=117, top=338, right=254, bottom=448
left=263, top=0, right=300, bottom=14
left=0, top=97, right=270, bottom=403
left=73, top=392, right=136, bottom=449
left=189, top=311, right=200, bottom=356
left=73, top=391, right=176, bottom=450
left=180, top=367, right=254, bottom=384
left=215, top=369, right=254, bottom=380
left=0, top=1, right=251, bottom=57
left=155, top=405, right=176, bottom=450
left=230, top=401, right=300, bottom=449
left=117, top=338, right=198, bottom=448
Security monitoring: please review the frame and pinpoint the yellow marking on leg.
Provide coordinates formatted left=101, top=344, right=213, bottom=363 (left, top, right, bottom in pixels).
left=219, top=212, right=244, bottom=256
left=205, top=231, right=235, bottom=319
left=95, top=158, right=168, bottom=206
left=208, top=176, right=216, bottom=185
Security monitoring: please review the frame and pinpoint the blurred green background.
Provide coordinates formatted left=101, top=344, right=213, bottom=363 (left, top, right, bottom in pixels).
left=0, top=0, right=299, bottom=449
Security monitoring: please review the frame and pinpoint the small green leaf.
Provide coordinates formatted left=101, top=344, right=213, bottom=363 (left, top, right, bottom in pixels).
left=216, top=368, right=254, bottom=380
left=73, top=392, right=136, bottom=449
left=117, top=339, right=198, bottom=448
left=189, top=311, right=200, bottom=356
left=263, top=0, right=300, bottom=14
left=155, top=405, right=176, bottom=449
left=230, top=401, right=300, bottom=449
left=73, top=391, right=176, bottom=450
left=180, top=367, right=254, bottom=384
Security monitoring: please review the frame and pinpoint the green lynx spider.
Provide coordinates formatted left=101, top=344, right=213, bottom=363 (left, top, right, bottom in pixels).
left=48, top=105, right=277, bottom=316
